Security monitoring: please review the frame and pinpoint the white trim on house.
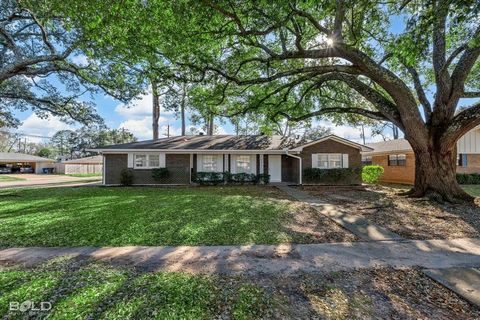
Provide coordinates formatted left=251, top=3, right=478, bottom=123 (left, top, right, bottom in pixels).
left=311, top=153, right=350, bottom=169
left=90, top=149, right=296, bottom=155
left=197, top=153, right=224, bottom=172
left=132, top=153, right=166, bottom=169
left=230, top=154, right=256, bottom=174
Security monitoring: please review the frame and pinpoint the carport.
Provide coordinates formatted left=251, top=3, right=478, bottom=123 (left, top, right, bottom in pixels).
left=0, top=152, right=55, bottom=174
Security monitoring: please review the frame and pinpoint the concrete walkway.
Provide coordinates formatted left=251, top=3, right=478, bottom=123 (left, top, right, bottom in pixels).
left=274, top=184, right=480, bottom=307
left=424, top=268, right=480, bottom=307
left=275, top=185, right=403, bottom=241
left=1, top=238, right=480, bottom=275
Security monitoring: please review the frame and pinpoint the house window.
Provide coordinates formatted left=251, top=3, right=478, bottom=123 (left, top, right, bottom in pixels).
left=202, top=155, right=217, bottom=172
left=388, top=154, right=406, bottom=166
left=458, top=154, right=467, bottom=167
left=362, top=156, right=372, bottom=166
left=134, top=154, right=162, bottom=169
left=236, top=155, right=251, bottom=173
left=316, top=154, right=342, bottom=169
left=135, top=154, right=147, bottom=168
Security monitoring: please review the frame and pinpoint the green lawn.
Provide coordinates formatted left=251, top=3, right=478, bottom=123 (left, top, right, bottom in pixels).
left=462, top=185, right=480, bottom=197
left=65, top=173, right=102, bottom=177
left=0, top=186, right=300, bottom=247
left=0, top=258, right=270, bottom=319
left=0, top=175, right=25, bottom=182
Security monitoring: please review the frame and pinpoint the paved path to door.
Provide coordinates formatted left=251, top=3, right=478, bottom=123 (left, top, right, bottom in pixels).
left=0, top=174, right=101, bottom=189
left=274, top=184, right=480, bottom=307
left=275, top=184, right=403, bottom=241
left=1, top=238, right=480, bottom=275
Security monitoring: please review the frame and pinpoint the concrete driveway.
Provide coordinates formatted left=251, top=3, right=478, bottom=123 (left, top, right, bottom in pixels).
left=0, top=174, right=101, bottom=189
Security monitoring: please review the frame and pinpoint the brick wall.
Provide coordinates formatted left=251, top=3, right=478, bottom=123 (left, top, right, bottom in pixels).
left=372, top=152, right=480, bottom=184
left=457, top=154, right=480, bottom=174
left=300, top=139, right=362, bottom=184
left=371, top=153, right=415, bottom=184
left=300, top=140, right=362, bottom=169
left=104, top=153, right=190, bottom=185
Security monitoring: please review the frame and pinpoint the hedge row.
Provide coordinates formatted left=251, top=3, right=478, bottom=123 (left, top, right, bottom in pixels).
left=457, top=173, right=480, bottom=184
left=194, top=172, right=270, bottom=185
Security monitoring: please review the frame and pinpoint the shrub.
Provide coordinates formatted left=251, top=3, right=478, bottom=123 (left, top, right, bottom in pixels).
left=362, top=165, right=384, bottom=184
left=195, top=172, right=224, bottom=185
left=120, top=169, right=134, bottom=186
left=152, top=168, right=169, bottom=181
left=256, top=173, right=270, bottom=185
left=230, top=173, right=256, bottom=184
left=303, top=167, right=362, bottom=184
left=457, top=173, right=480, bottom=184
left=194, top=172, right=269, bottom=185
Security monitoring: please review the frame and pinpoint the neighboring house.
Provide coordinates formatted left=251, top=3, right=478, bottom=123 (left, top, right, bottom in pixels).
left=54, top=155, right=103, bottom=174
left=91, top=134, right=371, bottom=185
left=0, top=152, right=54, bottom=174
left=362, top=126, right=480, bottom=184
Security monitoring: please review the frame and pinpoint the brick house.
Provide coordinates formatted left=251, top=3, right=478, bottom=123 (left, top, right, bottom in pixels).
left=362, top=126, right=480, bottom=184
left=90, top=134, right=371, bottom=185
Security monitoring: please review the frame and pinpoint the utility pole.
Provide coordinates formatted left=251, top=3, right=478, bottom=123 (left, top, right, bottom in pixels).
left=167, top=124, right=170, bottom=138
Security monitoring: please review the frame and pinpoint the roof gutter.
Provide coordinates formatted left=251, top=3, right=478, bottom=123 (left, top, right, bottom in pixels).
left=284, top=149, right=302, bottom=185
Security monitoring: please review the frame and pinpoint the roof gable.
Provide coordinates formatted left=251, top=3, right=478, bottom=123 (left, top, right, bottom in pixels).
left=292, top=135, right=373, bottom=152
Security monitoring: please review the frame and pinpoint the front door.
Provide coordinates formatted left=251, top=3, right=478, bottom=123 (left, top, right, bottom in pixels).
left=268, top=155, right=282, bottom=182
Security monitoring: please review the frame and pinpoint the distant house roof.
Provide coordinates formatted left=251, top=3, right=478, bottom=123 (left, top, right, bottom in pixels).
left=0, top=152, right=54, bottom=162
left=363, top=139, right=413, bottom=155
left=62, top=155, right=103, bottom=164
left=90, top=134, right=372, bottom=153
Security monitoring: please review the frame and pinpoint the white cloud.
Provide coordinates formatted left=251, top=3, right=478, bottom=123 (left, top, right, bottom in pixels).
left=118, top=116, right=173, bottom=140
left=71, top=54, right=89, bottom=66
left=115, top=92, right=174, bottom=119
left=18, top=114, right=74, bottom=142
left=317, top=121, right=390, bottom=144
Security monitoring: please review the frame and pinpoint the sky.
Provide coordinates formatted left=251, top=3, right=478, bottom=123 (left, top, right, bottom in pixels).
left=10, top=13, right=410, bottom=145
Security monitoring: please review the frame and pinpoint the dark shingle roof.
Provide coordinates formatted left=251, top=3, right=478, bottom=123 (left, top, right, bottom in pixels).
left=98, top=135, right=287, bottom=150
left=364, top=139, right=412, bottom=154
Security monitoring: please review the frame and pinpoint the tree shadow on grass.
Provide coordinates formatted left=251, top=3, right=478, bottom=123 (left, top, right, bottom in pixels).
left=0, top=186, right=348, bottom=247
left=1, top=256, right=478, bottom=319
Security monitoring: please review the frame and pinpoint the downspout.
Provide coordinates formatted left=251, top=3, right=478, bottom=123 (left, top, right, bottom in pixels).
left=284, top=149, right=302, bottom=185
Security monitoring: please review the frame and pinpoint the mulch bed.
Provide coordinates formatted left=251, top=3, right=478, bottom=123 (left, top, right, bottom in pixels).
left=301, top=185, right=480, bottom=240
left=258, top=267, right=480, bottom=319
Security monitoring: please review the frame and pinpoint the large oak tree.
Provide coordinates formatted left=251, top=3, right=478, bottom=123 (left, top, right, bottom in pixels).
left=42, top=0, right=480, bottom=202
left=167, top=0, right=480, bottom=202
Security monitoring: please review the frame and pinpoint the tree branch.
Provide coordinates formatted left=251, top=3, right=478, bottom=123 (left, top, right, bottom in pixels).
left=282, top=107, right=388, bottom=122
left=462, top=91, right=480, bottom=98
left=442, top=102, right=480, bottom=150
left=406, top=66, right=432, bottom=123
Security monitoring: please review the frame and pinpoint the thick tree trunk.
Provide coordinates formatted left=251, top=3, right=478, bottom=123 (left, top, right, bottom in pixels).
left=152, top=80, right=160, bottom=140
left=406, top=143, right=474, bottom=203
left=180, top=88, right=186, bottom=136
left=206, top=114, right=214, bottom=135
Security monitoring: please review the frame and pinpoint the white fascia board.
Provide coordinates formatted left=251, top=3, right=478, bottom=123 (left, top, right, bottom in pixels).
left=90, top=149, right=300, bottom=155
